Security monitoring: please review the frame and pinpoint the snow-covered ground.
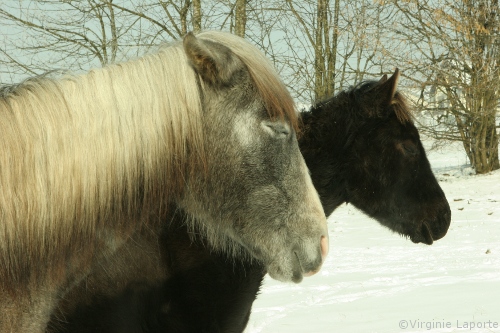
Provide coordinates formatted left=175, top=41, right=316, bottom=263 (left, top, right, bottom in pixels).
left=246, top=140, right=500, bottom=333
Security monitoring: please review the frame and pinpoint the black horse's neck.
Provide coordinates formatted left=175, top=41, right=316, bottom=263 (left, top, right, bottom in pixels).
left=298, top=94, right=357, bottom=216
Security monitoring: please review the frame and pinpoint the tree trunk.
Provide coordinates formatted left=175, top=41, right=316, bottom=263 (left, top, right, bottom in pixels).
left=314, top=0, right=327, bottom=100
left=328, top=0, right=340, bottom=95
left=192, top=0, right=201, bottom=33
left=390, top=0, right=500, bottom=174
left=472, top=95, right=500, bottom=174
left=235, top=0, right=247, bottom=37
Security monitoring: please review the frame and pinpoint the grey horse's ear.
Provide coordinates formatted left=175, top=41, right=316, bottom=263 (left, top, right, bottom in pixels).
left=183, top=32, right=243, bottom=87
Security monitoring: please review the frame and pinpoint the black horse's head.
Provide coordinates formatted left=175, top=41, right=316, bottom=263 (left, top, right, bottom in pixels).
left=301, top=69, right=451, bottom=245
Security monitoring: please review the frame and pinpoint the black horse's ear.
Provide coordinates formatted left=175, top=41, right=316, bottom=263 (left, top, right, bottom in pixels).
left=183, top=32, right=242, bottom=86
left=372, top=68, right=399, bottom=106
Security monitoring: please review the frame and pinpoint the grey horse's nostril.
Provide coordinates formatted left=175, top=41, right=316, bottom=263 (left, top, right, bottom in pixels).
left=301, top=237, right=327, bottom=278
left=291, top=250, right=304, bottom=283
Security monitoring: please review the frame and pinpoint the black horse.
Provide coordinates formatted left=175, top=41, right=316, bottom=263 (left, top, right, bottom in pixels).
left=48, top=69, right=451, bottom=333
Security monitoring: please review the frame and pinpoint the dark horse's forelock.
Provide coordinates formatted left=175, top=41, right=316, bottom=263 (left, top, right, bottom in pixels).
left=392, top=91, right=414, bottom=124
left=197, top=32, right=299, bottom=132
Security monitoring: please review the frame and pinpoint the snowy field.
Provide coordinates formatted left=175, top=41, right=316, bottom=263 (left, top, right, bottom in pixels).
left=246, top=139, right=500, bottom=333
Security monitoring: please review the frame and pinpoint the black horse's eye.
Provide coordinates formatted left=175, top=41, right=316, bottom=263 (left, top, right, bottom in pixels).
left=397, top=140, right=419, bottom=157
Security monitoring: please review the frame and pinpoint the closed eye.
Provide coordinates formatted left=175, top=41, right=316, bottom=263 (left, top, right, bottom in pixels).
left=396, top=140, right=419, bottom=157
left=262, top=120, right=291, bottom=139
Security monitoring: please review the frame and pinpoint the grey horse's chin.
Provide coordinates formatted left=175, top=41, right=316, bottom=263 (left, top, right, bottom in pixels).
left=291, top=252, right=305, bottom=283
left=266, top=260, right=303, bottom=284
left=410, top=222, right=434, bottom=245
left=268, top=270, right=304, bottom=284
left=267, top=254, right=323, bottom=284
left=266, top=236, right=327, bottom=283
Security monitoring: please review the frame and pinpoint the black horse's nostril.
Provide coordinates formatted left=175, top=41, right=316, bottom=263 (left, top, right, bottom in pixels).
left=432, top=211, right=451, bottom=241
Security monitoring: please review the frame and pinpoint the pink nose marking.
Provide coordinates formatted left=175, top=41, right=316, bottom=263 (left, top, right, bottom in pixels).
left=320, top=235, right=329, bottom=259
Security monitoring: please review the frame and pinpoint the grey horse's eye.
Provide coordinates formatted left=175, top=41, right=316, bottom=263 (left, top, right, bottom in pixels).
left=261, top=121, right=290, bottom=139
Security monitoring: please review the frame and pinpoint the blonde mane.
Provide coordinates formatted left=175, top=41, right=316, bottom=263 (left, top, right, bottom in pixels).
left=0, top=35, right=174, bottom=279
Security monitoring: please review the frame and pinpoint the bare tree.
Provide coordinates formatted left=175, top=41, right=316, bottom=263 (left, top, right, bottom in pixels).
left=234, top=0, right=247, bottom=37
left=386, top=0, right=500, bottom=173
left=284, top=0, right=337, bottom=100
left=0, top=0, right=262, bottom=84
left=258, top=0, right=388, bottom=103
left=0, top=0, right=203, bottom=83
left=192, top=0, right=202, bottom=33
left=0, top=0, right=126, bottom=78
